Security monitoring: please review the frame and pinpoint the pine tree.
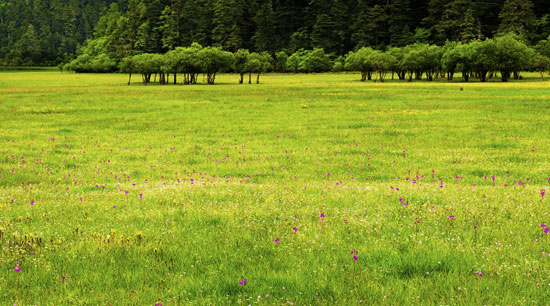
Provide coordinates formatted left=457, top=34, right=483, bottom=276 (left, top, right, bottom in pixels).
left=498, top=0, right=537, bottom=39
left=253, top=2, right=278, bottom=53
left=435, top=0, right=481, bottom=43
left=352, top=1, right=389, bottom=48
left=389, top=0, right=414, bottom=47
left=212, top=0, right=244, bottom=52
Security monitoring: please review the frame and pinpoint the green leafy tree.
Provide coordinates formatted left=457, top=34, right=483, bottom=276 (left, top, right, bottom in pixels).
left=535, top=36, right=550, bottom=58
left=245, top=52, right=272, bottom=83
left=533, top=53, right=550, bottom=80
left=275, top=51, right=288, bottom=73
left=493, top=33, right=535, bottom=81
left=198, top=46, right=234, bottom=84
left=233, top=49, right=250, bottom=84
left=333, top=56, right=345, bottom=72
left=470, top=39, right=498, bottom=82
left=119, top=56, right=136, bottom=85
left=387, top=47, right=407, bottom=80
left=367, top=51, right=396, bottom=82
left=303, top=48, right=332, bottom=73
left=344, top=47, right=375, bottom=81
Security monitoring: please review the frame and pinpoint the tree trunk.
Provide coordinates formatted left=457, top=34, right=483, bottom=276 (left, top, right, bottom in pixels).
left=249, top=72, right=252, bottom=84
left=256, top=72, right=260, bottom=84
left=398, top=71, right=405, bottom=80
left=501, top=71, right=510, bottom=82
left=128, top=73, right=132, bottom=85
left=239, top=73, right=243, bottom=84
left=360, top=72, right=366, bottom=82
left=479, top=71, right=487, bottom=82
left=462, top=71, right=469, bottom=82
left=174, top=73, right=177, bottom=85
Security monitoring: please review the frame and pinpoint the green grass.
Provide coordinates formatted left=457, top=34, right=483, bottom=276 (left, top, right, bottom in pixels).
left=1, top=71, right=550, bottom=305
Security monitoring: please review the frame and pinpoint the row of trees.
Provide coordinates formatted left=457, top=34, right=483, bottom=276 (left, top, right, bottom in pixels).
left=345, top=33, right=550, bottom=82
left=64, top=33, right=550, bottom=84
left=67, top=43, right=272, bottom=85
left=3, top=0, right=550, bottom=65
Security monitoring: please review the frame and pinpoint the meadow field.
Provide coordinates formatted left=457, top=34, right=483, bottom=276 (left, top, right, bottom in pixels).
left=1, top=71, right=550, bottom=305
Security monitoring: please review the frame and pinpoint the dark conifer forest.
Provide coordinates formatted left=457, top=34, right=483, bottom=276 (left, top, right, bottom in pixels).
left=1, top=0, right=549, bottom=66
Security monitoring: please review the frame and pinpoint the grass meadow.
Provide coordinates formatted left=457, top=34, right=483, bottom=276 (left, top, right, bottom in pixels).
left=1, top=71, right=550, bottom=305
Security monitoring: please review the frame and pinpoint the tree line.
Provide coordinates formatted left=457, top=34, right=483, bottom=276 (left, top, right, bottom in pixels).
left=2, top=0, right=550, bottom=66
left=62, top=33, right=550, bottom=84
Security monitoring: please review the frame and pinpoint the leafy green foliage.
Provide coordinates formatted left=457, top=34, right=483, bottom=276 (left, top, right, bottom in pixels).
left=287, top=49, right=332, bottom=73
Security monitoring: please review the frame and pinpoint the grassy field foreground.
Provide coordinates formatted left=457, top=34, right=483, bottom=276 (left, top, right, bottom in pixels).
left=1, top=72, right=550, bottom=305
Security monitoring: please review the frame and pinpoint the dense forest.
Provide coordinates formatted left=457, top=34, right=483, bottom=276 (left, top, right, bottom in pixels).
left=1, top=0, right=550, bottom=66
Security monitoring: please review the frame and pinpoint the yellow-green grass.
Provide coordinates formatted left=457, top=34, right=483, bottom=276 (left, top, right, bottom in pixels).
left=1, top=71, right=550, bottom=305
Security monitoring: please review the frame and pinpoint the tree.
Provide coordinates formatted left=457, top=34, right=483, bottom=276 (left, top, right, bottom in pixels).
left=212, top=0, right=245, bottom=52
left=303, top=48, right=332, bottom=73
left=333, top=56, right=345, bottom=72
left=389, top=0, right=414, bottom=47
left=131, top=53, right=163, bottom=85
left=245, top=52, right=272, bottom=83
left=442, top=43, right=476, bottom=82
left=418, top=44, right=444, bottom=81
left=233, top=49, right=250, bottom=83
left=435, top=0, right=481, bottom=43
left=387, top=47, right=407, bottom=80
left=498, top=0, right=537, bottom=40
left=157, top=5, right=180, bottom=51
left=275, top=51, right=288, bottom=73
left=533, top=53, right=550, bottom=80
left=352, top=3, right=388, bottom=47
left=535, top=36, right=550, bottom=58
left=441, top=44, right=462, bottom=80
left=179, top=42, right=204, bottom=84
left=402, top=45, right=425, bottom=81
left=367, top=50, right=396, bottom=82
left=252, top=2, right=278, bottom=53
left=311, top=14, right=339, bottom=54
left=198, top=46, right=234, bottom=84
left=119, top=56, right=136, bottom=85
left=493, top=33, right=535, bottom=81
left=345, top=47, right=375, bottom=81
left=470, top=39, right=498, bottom=82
